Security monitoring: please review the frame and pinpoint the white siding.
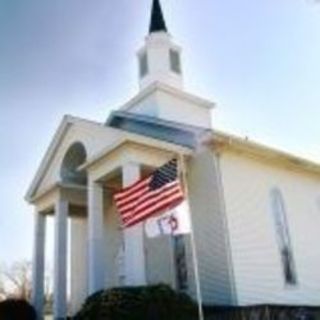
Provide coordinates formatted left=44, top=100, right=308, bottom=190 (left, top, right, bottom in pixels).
left=220, top=151, right=320, bottom=306
left=157, top=90, right=212, bottom=129
left=186, top=149, right=236, bottom=305
left=125, top=92, right=159, bottom=117
left=126, top=89, right=212, bottom=129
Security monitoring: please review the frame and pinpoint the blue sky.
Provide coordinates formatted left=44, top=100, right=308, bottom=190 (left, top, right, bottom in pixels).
left=0, top=0, right=320, bottom=266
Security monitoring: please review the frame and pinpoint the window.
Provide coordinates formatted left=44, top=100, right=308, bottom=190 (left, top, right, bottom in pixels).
left=139, top=52, right=149, bottom=78
left=316, top=196, right=320, bottom=212
left=170, top=49, right=181, bottom=74
left=173, top=235, right=188, bottom=291
left=60, top=142, right=87, bottom=185
left=270, top=188, right=298, bottom=285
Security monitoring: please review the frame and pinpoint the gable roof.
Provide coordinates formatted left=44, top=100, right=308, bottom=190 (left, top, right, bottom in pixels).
left=107, top=110, right=210, bottom=148
left=25, top=115, right=72, bottom=202
left=25, top=113, right=195, bottom=202
left=27, top=111, right=320, bottom=203
left=107, top=111, right=320, bottom=177
left=25, top=115, right=109, bottom=202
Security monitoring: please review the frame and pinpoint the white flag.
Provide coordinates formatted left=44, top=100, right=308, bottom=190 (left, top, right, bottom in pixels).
left=145, top=201, right=191, bottom=238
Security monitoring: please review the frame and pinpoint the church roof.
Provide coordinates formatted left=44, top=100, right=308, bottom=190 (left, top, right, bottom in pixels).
left=26, top=113, right=320, bottom=203
left=25, top=114, right=193, bottom=202
left=107, top=111, right=210, bottom=149
left=149, top=0, right=168, bottom=33
left=210, top=130, right=320, bottom=176
left=107, top=111, right=320, bottom=177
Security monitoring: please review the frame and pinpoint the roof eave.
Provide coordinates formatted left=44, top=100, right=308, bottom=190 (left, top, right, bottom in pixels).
left=208, top=130, right=320, bottom=177
left=25, top=116, right=74, bottom=202
left=25, top=115, right=107, bottom=203
left=80, top=134, right=193, bottom=172
left=118, top=82, right=215, bottom=113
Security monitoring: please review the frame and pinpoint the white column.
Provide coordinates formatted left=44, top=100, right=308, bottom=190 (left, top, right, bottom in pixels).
left=88, top=180, right=105, bottom=294
left=53, top=199, right=68, bottom=319
left=31, top=212, right=46, bottom=320
left=70, top=217, right=88, bottom=315
left=123, top=162, right=146, bottom=286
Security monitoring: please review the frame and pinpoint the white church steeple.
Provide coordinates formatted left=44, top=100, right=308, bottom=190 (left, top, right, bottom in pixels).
left=121, top=0, right=213, bottom=128
left=137, top=0, right=184, bottom=90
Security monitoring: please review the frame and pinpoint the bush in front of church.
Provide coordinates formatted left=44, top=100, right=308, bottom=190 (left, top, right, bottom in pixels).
left=73, top=284, right=198, bottom=320
left=0, top=299, right=37, bottom=320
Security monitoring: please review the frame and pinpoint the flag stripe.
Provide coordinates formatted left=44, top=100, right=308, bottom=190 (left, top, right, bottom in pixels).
left=122, top=184, right=182, bottom=220
left=120, top=181, right=179, bottom=216
left=114, top=177, right=150, bottom=201
left=115, top=185, right=150, bottom=207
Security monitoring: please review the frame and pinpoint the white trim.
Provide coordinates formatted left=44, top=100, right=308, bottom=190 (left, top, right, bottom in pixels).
left=209, top=130, right=320, bottom=177
left=79, top=134, right=193, bottom=171
left=25, top=116, right=72, bottom=202
left=30, top=182, right=87, bottom=204
left=119, top=82, right=215, bottom=112
left=25, top=115, right=116, bottom=202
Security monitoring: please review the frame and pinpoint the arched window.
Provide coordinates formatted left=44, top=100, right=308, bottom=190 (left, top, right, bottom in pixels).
left=270, top=188, right=297, bottom=285
left=60, top=142, right=87, bottom=185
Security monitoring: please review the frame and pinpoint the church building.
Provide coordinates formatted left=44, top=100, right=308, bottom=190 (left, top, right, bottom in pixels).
left=26, top=0, right=320, bottom=319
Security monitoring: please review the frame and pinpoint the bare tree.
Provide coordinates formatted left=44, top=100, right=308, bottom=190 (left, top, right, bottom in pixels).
left=0, top=260, right=53, bottom=313
left=0, top=261, right=32, bottom=301
left=0, top=263, right=7, bottom=301
left=0, top=278, right=6, bottom=301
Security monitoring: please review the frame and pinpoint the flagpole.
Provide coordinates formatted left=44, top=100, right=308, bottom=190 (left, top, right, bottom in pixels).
left=178, top=153, right=204, bottom=320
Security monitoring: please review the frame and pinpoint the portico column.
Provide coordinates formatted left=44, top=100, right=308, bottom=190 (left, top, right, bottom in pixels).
left=70, top=217, right=88, bottom=315
left=31, top=211, right=46, bottom=320
left=123, top=162, right=146, bottom=286
left=88, top=179, right=105, bottom=294
left=53, top=199, right=68, bottom=320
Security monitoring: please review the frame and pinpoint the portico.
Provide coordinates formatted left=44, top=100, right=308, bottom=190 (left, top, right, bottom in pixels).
left=30, top=183, right=88, bottom=319
left=28, top=132, right=191, bottom=319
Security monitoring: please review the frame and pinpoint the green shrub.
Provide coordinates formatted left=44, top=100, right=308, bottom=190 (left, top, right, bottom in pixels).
left=74, top=284, right=197, bottom=320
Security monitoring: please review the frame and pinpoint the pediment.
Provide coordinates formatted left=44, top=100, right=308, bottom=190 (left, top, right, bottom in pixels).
left=25, top=115, right=124, bottom=202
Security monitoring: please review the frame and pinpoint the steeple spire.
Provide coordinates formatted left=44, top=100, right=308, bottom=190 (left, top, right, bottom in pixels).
left=149, top=0, right=168, bottom=33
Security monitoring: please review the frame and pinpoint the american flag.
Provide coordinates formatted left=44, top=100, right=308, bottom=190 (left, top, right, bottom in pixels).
left=114, top=159, right=184, bottom=228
